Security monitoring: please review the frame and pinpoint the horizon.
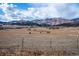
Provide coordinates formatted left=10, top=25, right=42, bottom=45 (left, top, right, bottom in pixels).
left=0, top=3, right=79, bottom=21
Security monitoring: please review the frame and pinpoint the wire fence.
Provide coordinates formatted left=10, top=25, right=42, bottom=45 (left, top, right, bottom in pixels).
left=0, top=35, right=78, bottom=52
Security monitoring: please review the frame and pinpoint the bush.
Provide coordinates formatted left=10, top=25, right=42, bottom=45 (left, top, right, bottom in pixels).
left=29, top=32, right=31, bottom=34
left=28, top=28, right=31, bottom=31
left=46, top=31, right=50, bottom=34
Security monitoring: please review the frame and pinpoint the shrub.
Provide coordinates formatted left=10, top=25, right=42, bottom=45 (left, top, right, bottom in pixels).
left=29, top=32, right=31, bottom=34
left=46, top=31, right=50, bottom=34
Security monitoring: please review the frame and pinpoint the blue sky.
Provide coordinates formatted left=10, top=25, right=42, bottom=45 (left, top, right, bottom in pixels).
left=0, top=3, right=79, bottom=21
left=9, top=3, right=32, bottom=10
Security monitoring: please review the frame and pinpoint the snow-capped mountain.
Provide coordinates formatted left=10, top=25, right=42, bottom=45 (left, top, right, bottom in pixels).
left=0, top=17, right=79, bottom=27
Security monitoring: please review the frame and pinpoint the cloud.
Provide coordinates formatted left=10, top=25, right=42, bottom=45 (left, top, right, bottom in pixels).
left=0, top=3, right=19, bottom=21
left=26, top=3, right=79, bottom=19
left=32, top=3, right=79, bottom=19
left=0, top=3, right=79, bottom=21
left=0, top=3, right=37, bottom=21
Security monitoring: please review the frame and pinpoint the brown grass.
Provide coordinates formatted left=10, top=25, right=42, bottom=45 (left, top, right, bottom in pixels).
left=0, top=27, right=79, bottom=56
left=0, top=49, right=77, bottom=56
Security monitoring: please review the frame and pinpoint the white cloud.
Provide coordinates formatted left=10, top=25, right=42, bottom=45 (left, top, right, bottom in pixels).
left=27, top=3, right=65, bottom=19
left=0, top=3, right=79, bottom=21
left=0, top=3, right=19, bottom=21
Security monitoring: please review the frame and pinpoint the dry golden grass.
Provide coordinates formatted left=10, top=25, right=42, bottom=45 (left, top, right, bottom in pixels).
left=0, top=27, right=79, bottom=56
left=0, top=49, right=77, bottom=56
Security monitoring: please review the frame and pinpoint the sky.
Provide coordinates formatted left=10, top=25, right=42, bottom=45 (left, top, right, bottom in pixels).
left=0, top=3, right=79, bottom=21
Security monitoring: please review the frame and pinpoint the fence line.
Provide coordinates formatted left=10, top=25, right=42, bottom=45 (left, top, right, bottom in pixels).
left=0, top=36, right=79, bottom=51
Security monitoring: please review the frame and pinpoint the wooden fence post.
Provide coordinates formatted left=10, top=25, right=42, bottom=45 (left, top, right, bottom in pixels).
left=77, top=33, right=79, bottom=49
left=22, top=37, right=24, bottom=49
left=49, top=38, right=52, bottom=51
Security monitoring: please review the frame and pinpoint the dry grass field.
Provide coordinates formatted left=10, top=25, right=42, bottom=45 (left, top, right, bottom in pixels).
left=0, top=27, right=79, bottom=56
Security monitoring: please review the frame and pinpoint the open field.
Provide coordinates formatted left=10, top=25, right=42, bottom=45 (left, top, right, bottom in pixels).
left=0, top=27, right=79, bottom=56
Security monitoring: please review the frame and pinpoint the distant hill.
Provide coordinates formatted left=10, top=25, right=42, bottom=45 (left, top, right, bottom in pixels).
left=0, top=18, right=79, bottom=27
left=32, top=18, right=72, bottom=26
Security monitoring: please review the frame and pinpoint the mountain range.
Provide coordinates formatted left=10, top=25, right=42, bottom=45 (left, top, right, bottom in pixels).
left=0, top=18, right=79, bottom=27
